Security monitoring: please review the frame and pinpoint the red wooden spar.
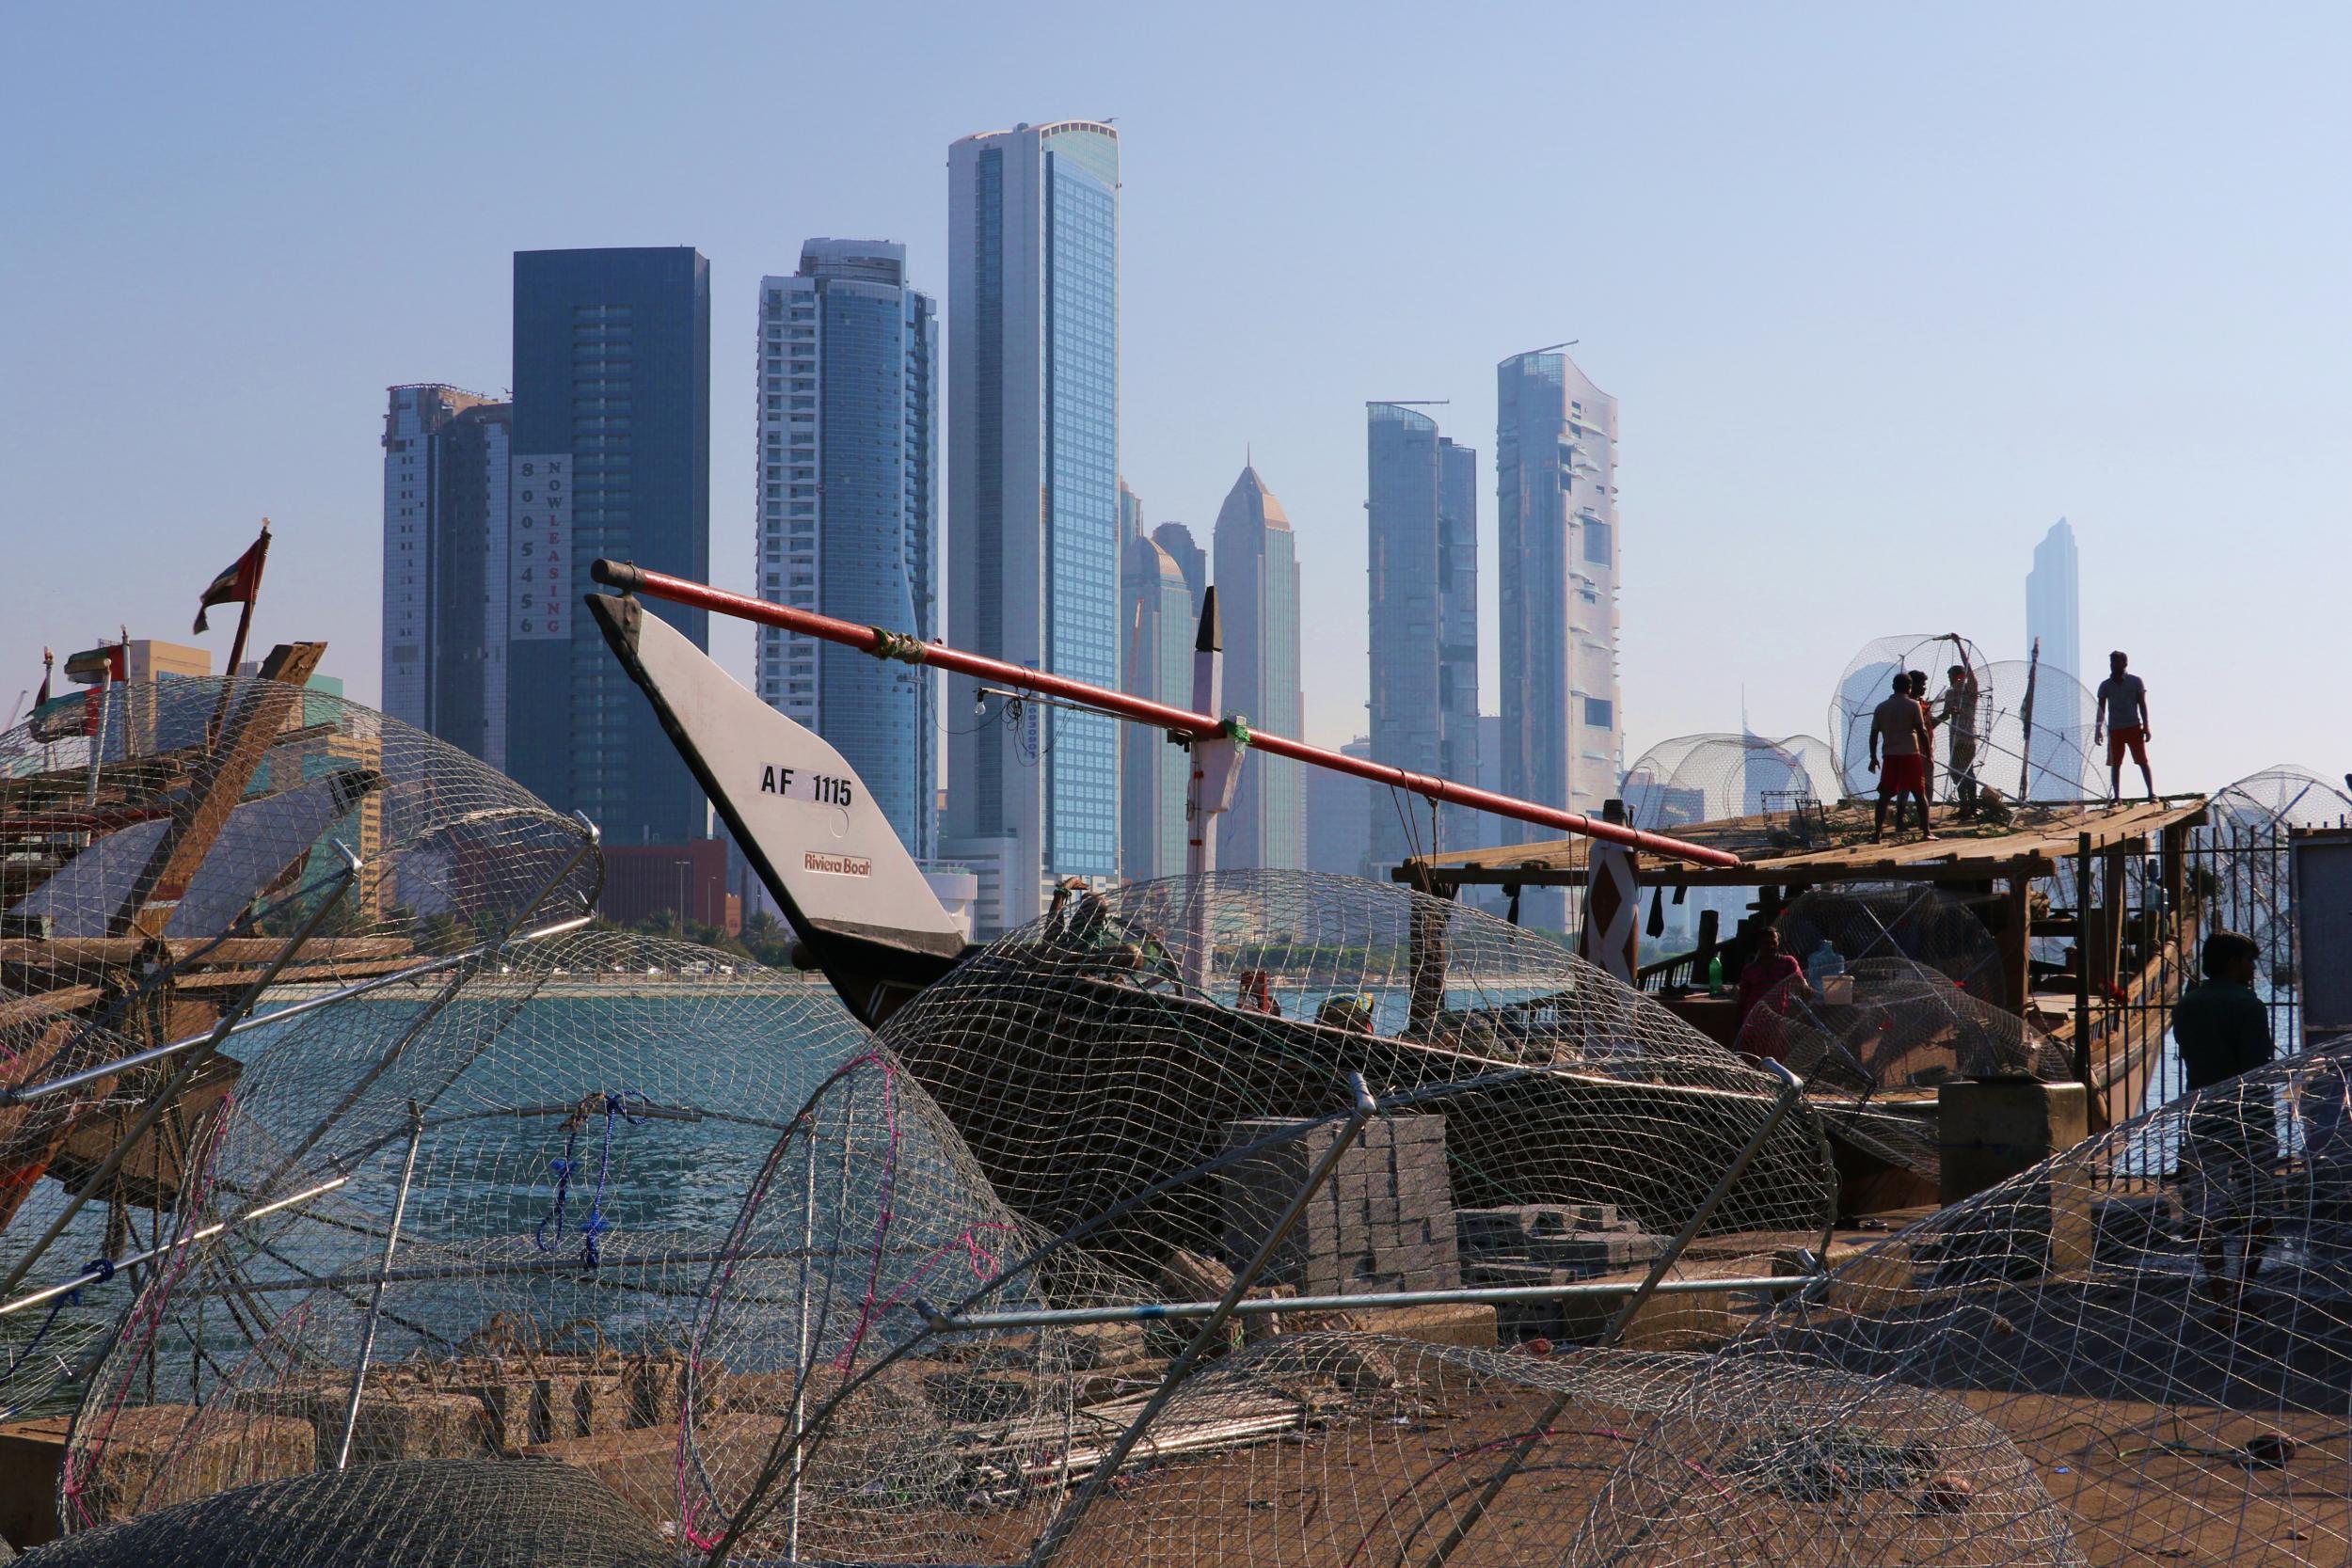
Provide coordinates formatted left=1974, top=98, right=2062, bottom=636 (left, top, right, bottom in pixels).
left=589, top=561, right=1742, bottom=869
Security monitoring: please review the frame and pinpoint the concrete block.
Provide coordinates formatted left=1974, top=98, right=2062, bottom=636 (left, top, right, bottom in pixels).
left=1937, top=1080, right=2089, bottom=1203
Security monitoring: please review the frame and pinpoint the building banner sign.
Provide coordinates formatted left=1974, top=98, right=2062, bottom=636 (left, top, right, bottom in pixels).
left=511, top=453, right=572, bottom=641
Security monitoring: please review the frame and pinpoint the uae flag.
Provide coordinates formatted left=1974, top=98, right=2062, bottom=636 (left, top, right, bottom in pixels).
left=194, top=527, right=270, bottom=635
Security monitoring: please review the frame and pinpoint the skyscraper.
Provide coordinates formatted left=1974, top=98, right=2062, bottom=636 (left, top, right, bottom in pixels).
left=1152, top=522, right=1206, bottom=618
left=510, top=246, right=711, bottom=847
left=1497, top=347, right=1622, bottom=930
left=1365, top=404, right=1481, bottom=871
left=380, top=385, right=511, bottom=770
left=1213, top=464, right=1305, bottom=871
left=945, top=121, right=1121, bottom=934
left=2026, top=517, right=2084, bottom=789
left=755, top=240, right=938, bottom=862
left=1305, top=736, right=1375, bottom=879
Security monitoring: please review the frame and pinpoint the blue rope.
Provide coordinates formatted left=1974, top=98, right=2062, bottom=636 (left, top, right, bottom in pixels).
left=4, top=1258, right=114, bottom=1386
left=577, top=1093, right=644, bottom=1268
left=533, top=1127, right=581, bottom=1254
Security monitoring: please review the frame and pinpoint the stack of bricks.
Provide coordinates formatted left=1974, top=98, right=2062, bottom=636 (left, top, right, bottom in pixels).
left=1220, top=1114, right=1460, bottom=1296
left=1454, top=1203, right=1669, bottom=1340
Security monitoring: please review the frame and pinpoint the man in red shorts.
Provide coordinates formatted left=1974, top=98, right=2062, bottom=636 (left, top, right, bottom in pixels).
left=2094, top=649, right=2153, bottom=802
left=1869, top=672, right=1934, bottom=842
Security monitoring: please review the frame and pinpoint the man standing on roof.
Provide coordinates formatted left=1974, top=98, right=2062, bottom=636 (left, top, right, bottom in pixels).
left=2094, top=650, right=2154, bottom=803
left=1940, top=662, right=1982, bottom=819
left=1868, top=673, right=1934, bottom=843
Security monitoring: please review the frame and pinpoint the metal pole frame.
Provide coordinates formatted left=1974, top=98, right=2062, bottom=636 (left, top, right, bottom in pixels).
left=590, top=561, right=1740, bottom=870
left=1415, top=1060, right=1808, bottom=1568
left=1022, top=1073, right=1380, bottom=1568
left=334, top=1101, right=424, bottom=1469
left=0, top=845, right=364, bottom=1304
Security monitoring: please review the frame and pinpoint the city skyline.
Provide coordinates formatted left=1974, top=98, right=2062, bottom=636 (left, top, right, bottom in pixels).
left=8, top=6, right=2340, bottom=793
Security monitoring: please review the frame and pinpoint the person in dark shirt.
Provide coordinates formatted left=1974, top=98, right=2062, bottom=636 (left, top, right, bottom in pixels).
left=2172, top=930, right=2274, bottom=1312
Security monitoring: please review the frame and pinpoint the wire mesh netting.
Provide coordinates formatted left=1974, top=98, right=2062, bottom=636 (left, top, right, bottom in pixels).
left=53, top=931, right=1054, bottom=1550
left=1977, top=660, right=2103, bottom=805
left=1620, top=734, right=1842, bottom=847
left=1052, top=1338, right=2083, bottom=1568
left=872, top=871, right=1839, bottom=1285
left=1700, top=1047, right=2352, bottom=1567
left=1739, top=957, right=2074, bottom=1181
left=0, top=673, right=597, bottom=1425
left=1773, top=882, right=2008, bottom=1006
left=13, top=1455, right=673, bottom=1567
left=2202, top=767, right=2352, bottom=982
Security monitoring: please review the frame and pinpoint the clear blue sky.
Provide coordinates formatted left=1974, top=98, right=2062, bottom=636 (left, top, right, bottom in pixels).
left=4, top=2, right=2344, bottom=793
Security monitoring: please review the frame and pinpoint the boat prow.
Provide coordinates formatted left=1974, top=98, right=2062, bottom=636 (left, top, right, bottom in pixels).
left=586, top=591, right=967, bottom=1025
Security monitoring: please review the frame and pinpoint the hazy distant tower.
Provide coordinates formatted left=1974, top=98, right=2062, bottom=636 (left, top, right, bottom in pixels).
left=1497, top=347, right=1622, bottom=929
left=1364, top=403, right=1480, bottom=874
left=945, top=121, right=1121, bottom=934
left=381, top=384, right=511, bottom=770
left=1213, top=463, right=1306, bottom=871
left=1118, top=482, right=1192, bottom=880
left=754, top=240, right=938, bottom=862
left=2026, top=517, right=2083, bottom=790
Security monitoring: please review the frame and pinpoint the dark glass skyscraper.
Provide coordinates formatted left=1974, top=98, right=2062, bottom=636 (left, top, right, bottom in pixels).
left=510, top=246, right=710, bottom=847
left=946, top=122, right=1120, bottom=934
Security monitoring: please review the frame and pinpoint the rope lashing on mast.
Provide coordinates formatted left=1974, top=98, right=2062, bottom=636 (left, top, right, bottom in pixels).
left=867, top=628, right=930, bottom=665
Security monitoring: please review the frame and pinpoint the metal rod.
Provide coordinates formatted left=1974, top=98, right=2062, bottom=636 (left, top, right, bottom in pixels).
left=335, top=1101, right=423, bottom=1469
left=1025, top=1075, right=1381, bottom=1568
left=0, top=915, right=595, bottom=1107
left=0, top=847, right=362, bottom=1304
left=590, top=561, right=1740, bottom=869
left=1416, top=1059, right=1808, bottom=1568
left=917, top=1274, right=1812, bottom=1332
left=0, top=1174, right=350, bottom=1319
left=787, top=1128, right=816, bottom=1564
left=2075, top=832, right=2094, bottom=1089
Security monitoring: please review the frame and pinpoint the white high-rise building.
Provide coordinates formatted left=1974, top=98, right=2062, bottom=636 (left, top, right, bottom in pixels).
left=945, top=121, right=1121, bottom=935
left=755, top=240, right=938, bottom=862
left=1496, top=348, right=1622, bottom=930
left=380, top=384, right=511, bottom=770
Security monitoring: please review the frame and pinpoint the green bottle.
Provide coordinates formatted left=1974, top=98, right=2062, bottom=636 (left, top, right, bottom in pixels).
left=1707, top=954, right=1725, bottom=995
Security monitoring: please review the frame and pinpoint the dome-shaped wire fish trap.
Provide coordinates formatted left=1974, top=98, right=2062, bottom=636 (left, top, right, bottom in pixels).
left=1621, top=733, right=1840, bottom=845
left=1727, top=1046, right=2352, bottom=1568
left=0, top=675, right=597, bottom=1425
left=1828, top=634, right=1990, bottom=800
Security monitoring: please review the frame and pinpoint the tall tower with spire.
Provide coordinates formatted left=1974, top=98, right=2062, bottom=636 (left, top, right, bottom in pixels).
left=1212, top=462, right=1305, bottom=870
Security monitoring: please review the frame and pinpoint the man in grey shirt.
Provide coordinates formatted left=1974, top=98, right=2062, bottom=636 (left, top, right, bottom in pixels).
left=2094, top=649, right=2153, bottom=802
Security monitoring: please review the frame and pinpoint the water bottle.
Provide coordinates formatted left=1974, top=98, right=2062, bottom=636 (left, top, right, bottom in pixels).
left=1707, top=954, right=1725, bottom=996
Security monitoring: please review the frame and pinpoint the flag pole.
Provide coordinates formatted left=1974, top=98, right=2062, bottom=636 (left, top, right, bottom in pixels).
left=208, top=521, right=271, bottom=748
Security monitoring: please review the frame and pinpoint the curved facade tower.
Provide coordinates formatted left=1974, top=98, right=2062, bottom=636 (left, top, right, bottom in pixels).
left=1213, top=464, right=1305, bottom=871
left=1497, top=347, right=1622, bottom=929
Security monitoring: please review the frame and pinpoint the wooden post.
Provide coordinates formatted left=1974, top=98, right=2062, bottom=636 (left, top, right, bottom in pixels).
left=1406, top=885, right=1453, bottom=1038
left=2002, top=871, right=2034, bottom=1019
left=2097, top=846, right=2127, bottom=993
left=2159, top=822, right=2188, bottom=939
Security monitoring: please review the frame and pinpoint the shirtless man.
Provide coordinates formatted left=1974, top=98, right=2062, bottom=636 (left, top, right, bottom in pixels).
left=2094, top=650, right=2154, bottom=802
left=1869, top=673, right=1934, bottom=842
